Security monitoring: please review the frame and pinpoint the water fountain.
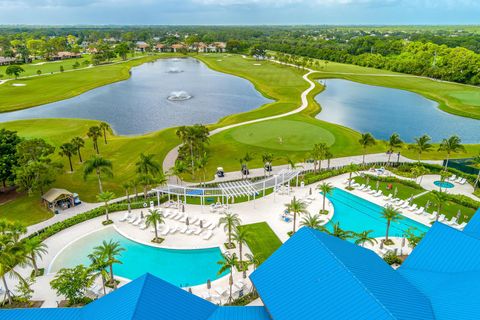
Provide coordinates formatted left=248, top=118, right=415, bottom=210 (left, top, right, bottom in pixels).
left=167, top=67, right=183, bottom=73
left=167, top=91, right=192, bottom=101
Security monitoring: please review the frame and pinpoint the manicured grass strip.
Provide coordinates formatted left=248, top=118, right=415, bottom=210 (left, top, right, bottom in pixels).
left=0, top=194, right=53, bottom=225
left=412, top=193, right=477, bottom=224
left=238, top=222, right=282, bottom=264
left=352, top=176, right=425, bottom=200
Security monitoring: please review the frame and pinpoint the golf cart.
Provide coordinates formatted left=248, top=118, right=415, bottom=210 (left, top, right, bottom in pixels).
left=216, top=167, right=225, bottom=178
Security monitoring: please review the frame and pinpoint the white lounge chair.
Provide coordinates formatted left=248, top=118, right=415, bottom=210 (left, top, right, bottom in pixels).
left=363, top=186, right=372, bottom=192
left=356, top=184, right=366, bottom=190
left=448, top=175, right=456, bottom=181
left=174, top=213, right=184, bottom=221
left=208, top=224, right=216, bottom=231
left=160, top=227, right=170, bottom=236
left=185, top=229, right=195, bottom=235
left=455, top=177, right=463, bottom=183
left=414, top=207, right=425, bottom=215
left=190, top=217, right=199, bottom=225
left=383, top=194, right=393, bottom=201
left=400, top=202, right=409, bottom=209
left=178, top=226, right=188, bottom=234
left=203, top=230, right=213, bottom=240
left=438, top=214, right=446, bottom=222
left=373, top=190, right=383, bottom=197
left=458, top=222, right=467, bottom=229
left=194, top=228, right=203, bottom=236
left=139, top=223, right=148, bottom=230
left=127, top=214, right=137, bottom=223
left=408, top=204, right=418, bottom=211
left=133, top=218, right=143, bottom=226
left=119, top=212, right=130, bottom=222
left=459, top=178, right=467, bottom=185
left=351, top=182, right=360, bottom=188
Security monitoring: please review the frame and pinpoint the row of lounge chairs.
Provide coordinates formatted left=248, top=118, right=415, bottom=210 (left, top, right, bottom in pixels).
left=197, top=279, right=248, bottom=304
left=448, top=175, right=468, bottom=185
left=347, top=181, right=383, bottom=197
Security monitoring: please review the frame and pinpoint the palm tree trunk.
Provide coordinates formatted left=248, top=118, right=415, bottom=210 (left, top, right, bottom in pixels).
left=143, top=185, right=147, bottom=199
left=293, top=212, right=297, bottom=234
left=1, top=275, right=12, bottom=305
left=228, top=225, right=232, bottom=245
left=109, top=265, right=117, bottom=289
left=387, top=152, right=392, bottom=164
left=362, top=151, right=366, bottom=164
left=96, top=169, right=103, bottom=193
left=385, top=221, right=391, bottom=241
left=78, top=148, right=83, bottom=162
left=239, top=243, right=243, bottom=265
left=68, top=156, right=73, bottom=172
left=31, top=253, right=39, bottom=275
left=105, top=204, right=109, bottom=221
left=154, top=225, right=158, bottom=239
left=103, top=129, right=107, bottom=144
left=445, top=155, right=450, bottom=169
left=101, top=274, right=107, bottom=295
left=322, top=194, right=326, bottom=212
left=229, top=273, right=233, bottom=302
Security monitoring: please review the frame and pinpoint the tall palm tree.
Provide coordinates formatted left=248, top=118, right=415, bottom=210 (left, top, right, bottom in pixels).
left=358, top=133, right=376, bottom=164
left=87, top=252, right=109, bottom=295
left=346, top=163, right=359, bottom=188
left=71, top=136, right=85, bottom=163
left=99, top=122, right=111, bottom=144
left=325, top=149, right=333, bottom=169
left=409, top=135, right=432, bottom=162
left=92, top=240, right=125, bottom=290
left=241, top=152, right=253, bottom=179
left=87, top=126, right=102, bottom=154
left=285, top=196, right=309, bottom=234
left=411, top=165, right=429, bottom=184
left=317, top=182, right=333, bottom=213
left=218, top=212, right=242, bottom=246
left=135, top=153, right=161, bottom=176
left=245, top=252, right=261, bottom=271
left=96, top=191, right=115, bottom=223
left=217, top=253, right=238, bottom=303
left=23, top=237, right=48, bottom=276
left=232, top=227, right=249, bottom=266
left=121, top=182, right=131, bottom=203
left=83, top=155, right=113, bottom=193
left=354, top=230, right=378, bottom=247
left=310, top=143, right=324, bottom=173
left=145, top=209, right=165, bottom=241
left=195, top=152, right=209, bottom=183
left=433, top=191, right=449, bottom=221
left=59, top=142, right=77, bottom=172
left=137, top=174, right=157, bottom=199
left=261, top=152, right=274, bottom=176
left=472, top=154, right=480, bottom=189
left=381, top=205, right=402, bottom=242
left=300, top=213, right=325, bottom=230
left=387, top=133, right=403, bottom=164
left=169, top=161, right=187, bottom=184
left=438, top=135, right=466, bottom=169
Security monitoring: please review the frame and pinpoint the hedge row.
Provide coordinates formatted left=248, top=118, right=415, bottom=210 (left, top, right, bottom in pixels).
left=360, top=173, right=423, bottom=190
left=430, top=190, right=480, bottom=210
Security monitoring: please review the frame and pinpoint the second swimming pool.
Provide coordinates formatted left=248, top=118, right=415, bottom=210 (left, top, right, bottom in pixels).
left=326, top=188, right=429, bottom=238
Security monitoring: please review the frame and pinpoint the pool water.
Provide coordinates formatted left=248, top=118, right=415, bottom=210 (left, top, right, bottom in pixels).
left=49, top=227, right=228, bottom=287
left=434, top=180, right=454, bottom=189
left=326, top=188, right=429, bottom=238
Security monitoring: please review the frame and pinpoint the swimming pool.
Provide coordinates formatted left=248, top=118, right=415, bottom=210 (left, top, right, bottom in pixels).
left=326, top=188, right=429, bottom=238
left=434, top=180, right=454, bottom=189
left=49, top=227, right=228, bottom=287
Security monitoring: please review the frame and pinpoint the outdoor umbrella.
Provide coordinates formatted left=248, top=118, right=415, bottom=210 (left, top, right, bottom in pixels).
left=309, top=188, right=312, bottom=195
left=394, top=187, right=398, bottom=197
left=401, top=237, right=406, bottom=247
left=366, top=176, right=370, bottom=185
left=457, top=210, right=462, bottom=220
left=380, top=240, right=384, bottom=249
left=200, top=220, right=203, bottom=228
left=409, top=194, right=414, bottom=205
left=376, top=180, right=380, bottom=191
left=425, top=200, right=430, bottom=210
left=186, top=217, right=190, bottom=226
left=207, top=279, right=211, bottom=293
left=127, top=202, right=131, bottom=213
left=243, top=270, right=247, bottom=279
left=188, top=288, right=192, bottom=293
left=140, top=211, right=144, bottom=219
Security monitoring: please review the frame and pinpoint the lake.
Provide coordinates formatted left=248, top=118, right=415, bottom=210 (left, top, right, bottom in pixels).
left=315, top=79, right=480, bottom=143
left=0, top=58, right=271, bottom=135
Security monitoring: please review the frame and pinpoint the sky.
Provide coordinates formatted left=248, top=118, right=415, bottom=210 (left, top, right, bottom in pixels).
left=0, top=0, right=479, bottom=25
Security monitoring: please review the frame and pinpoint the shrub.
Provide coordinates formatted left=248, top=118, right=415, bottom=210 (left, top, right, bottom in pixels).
left=383, top=251, right=402, bottom=265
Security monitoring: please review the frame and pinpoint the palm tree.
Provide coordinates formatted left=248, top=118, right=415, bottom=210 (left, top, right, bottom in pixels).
left=96, top=191, right=115, bottom=223
left=317, top=182, right=333, bottom=213
left=438, top=135, right=466, bottom=169
left=346, top=163, right=359, bottom=188
left=241, top=152, right=253, bottom=179
left=137, top=174, right=157, bottom=199
left=433, top=191, right=449, bottom=221
left=218, top=212, right=242, bottom=246
left=285, top=196, right=309, bottom=234
left=121, top=182, right=131, bottom=203
left=358, top=133, right=376, bottom=164
left=92, top=240, right=125, bottom=289
left=409, top=135, right=432, bottom=162
left=135, top=153, right=161, bottom=176
left=23, top=237, right=48, bottom=276
left=59, top=142, right=77, bottom=172
left=145, top=209, right=165, bottom=241
left=87, top=252, right=109, bottom=295
left=245, top=252, right=261, bottom=271
left=354, top=230, right=378, bottom=247
left=217, top=253, right=238, bottom=303
left=195, top=152, right=209, bottom=183
left=232, top=227, right=249, bottom=266
left=83, top=155, right=113, bottom=193
left=329, top=222, right=355, bottom=240
left=285, top=155, right=297, bottom=170
left=387, top=133, right=403, bottom=164
left=381, top=205, right=402, bottom=242
left=169, top=161, right=187, bottom=184
left=99, top=122, right=110, bottom=144
left=310, top=143, right=324, bottom=173
left=261, top=152, right=274, bottom=176
left=411, top=165, right=429, bottom=184
left=300, top=213, right=324, bottom=230
left=87, top=126, right=102, bottom=154
left=71, top=136, right=85, bottom=163
left=472, top=154, right=480, bottom=189
left=325, top=149, right=333, bottom=169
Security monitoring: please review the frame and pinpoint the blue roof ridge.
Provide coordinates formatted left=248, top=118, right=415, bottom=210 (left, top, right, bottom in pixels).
left=129, top=273, right=150, bottom=320
left=304, top=228, right=398, bottom=320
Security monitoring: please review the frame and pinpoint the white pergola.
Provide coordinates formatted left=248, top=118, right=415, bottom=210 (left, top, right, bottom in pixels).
left=152, top=169, right=302, bottom=207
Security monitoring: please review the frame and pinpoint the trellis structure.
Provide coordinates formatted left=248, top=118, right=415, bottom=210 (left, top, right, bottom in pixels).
left=152, top=169, right=301, bottom=206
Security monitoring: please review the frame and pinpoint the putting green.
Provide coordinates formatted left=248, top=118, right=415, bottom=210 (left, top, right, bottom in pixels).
left=229, top=119, right=336, bottom=151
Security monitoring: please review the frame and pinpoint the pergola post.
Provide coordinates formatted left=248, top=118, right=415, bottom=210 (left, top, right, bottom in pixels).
left=157, top=191, right=160, bottom=207
left=167, top=185, right=171, bottom=202
left=263, top=180, right=266, bottom=197
left=296, top=174, right=299, bottom=187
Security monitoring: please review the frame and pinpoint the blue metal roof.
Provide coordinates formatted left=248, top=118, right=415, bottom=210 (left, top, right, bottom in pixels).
left=208, top=306, right=271, bottom=320
left=462, top=208, right=480, bottom=239
left=0, top=308, right=81, bottom=320
left=81, top=273, right=218, bottom=320
left=399, top=221, right=480, bottom=319
left=250, top=227, right=434, bottom=320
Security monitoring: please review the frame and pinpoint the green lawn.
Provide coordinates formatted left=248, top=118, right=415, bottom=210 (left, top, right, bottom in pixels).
left=0, top=55, right=166, bottom=112
left=0, top=193, right=53, bottom=225
left=237, top=222, right=282, bottom=264
left=352, top=176, right=425, bottom=200
left=412, top=193, right=478, bottom=224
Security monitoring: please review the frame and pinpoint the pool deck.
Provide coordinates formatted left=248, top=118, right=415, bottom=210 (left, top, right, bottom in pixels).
left=7, top=169, right=477, bottom=307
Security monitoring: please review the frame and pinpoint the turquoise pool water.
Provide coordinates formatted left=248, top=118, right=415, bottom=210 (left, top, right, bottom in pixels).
left=49, top=227, right=227, bottom=287
left=326, top=188, right=429, bottom=238
left=434, top=180, right=454, bottom=189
